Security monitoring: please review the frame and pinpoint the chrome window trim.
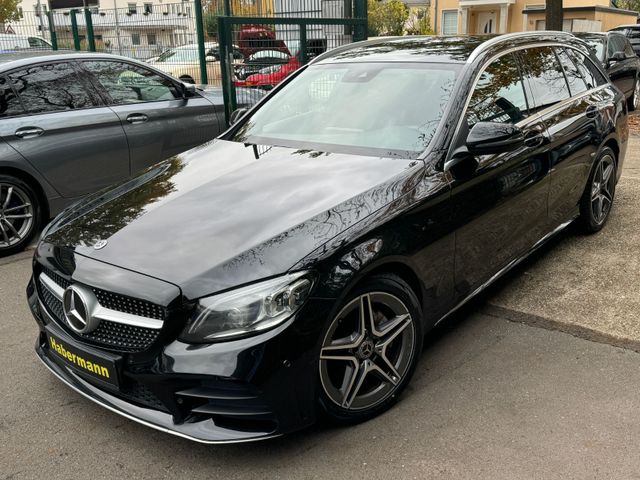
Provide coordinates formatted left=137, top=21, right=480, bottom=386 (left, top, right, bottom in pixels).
left=38, top=272, right=164, bottom=330
left=445, top=43, right=609, bottom=169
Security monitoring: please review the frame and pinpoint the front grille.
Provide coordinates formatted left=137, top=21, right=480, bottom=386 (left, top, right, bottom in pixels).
left=37, top=267, right=165, bottom=353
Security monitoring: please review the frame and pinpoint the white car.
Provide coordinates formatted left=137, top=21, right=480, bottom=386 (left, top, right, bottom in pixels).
left=0, top=34, right=52, bottom=51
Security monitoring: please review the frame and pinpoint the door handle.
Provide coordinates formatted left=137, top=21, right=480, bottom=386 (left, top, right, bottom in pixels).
left=126, top=113, right=148, bottom=124
left=585, top=105, right=599, bottom=119
left=523, top=130, right=544, bottom=148
left=14, top=127, right=44, bottom=139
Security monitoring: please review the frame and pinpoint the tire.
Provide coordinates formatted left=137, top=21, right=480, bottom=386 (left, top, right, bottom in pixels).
left=179, top=75, right=195, bottom=84
left=317, top=273, right=424, bottom=423
left=628, top=78, right=640, bottom=112
left=577, top=147, right=616, bottom=234
left=0, top=175, right=41, bottom=257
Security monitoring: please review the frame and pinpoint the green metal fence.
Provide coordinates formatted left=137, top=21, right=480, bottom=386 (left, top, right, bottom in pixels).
left=217, top=8, right=367, bottom=125
left=2, top=0, right=366, bottom=123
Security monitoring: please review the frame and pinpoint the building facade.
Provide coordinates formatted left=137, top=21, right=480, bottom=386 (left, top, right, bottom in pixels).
left=430, top=0, right=638, bottom=35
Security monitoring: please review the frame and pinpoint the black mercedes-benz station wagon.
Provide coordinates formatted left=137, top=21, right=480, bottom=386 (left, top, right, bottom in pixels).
left=28, top=32, right=627, bottom=443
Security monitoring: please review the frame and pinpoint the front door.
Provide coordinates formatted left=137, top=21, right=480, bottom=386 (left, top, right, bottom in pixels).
left=449, top=51, right=551, bottom=296
left=477, top=12, right=497, bottom=34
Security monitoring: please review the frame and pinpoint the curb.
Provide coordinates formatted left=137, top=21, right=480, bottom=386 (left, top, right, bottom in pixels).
left=482, top=303, right=640, bottom=354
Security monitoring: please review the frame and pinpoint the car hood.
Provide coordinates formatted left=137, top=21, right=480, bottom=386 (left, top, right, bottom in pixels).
left=40, top=140, right=423, bottom=300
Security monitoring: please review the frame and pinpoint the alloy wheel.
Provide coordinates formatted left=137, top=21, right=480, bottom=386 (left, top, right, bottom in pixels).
left=0, top=182, right=34, bottom=248
left=590, top=154, right=615, bottom=225
left=319, top=292, right=416, bottom=411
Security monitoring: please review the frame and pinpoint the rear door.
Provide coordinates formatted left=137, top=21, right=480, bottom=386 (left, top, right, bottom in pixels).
left=0, top=61, right=129, bottom=198
left=451, top=52, right=551, bottom=294
left=80, top=60, right=219, bottom=174
left=522, top=46, right=604, bottom=225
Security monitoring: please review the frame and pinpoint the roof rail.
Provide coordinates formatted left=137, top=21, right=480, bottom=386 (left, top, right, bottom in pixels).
left=465, top=31, right=577, bottom=63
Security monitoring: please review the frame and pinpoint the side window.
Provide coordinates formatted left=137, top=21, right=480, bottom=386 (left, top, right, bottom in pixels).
left=83, top=61, right=180, bottom=105
left=0, top=76, right=25, bottom=118
left=607, top=35, right=625, bottom=57
left=565, top=48, right=608, bottom=88
left=7, top=63, right=93, bottom=114
left=556, top=48, right=588, bottom=96
left=28, top=37, right=49, bottom=49
left=467, top=53, right=529, bottom=127
left=623, top=39, right=635, bottom=57
left=519, top=47, right=570, bottom=112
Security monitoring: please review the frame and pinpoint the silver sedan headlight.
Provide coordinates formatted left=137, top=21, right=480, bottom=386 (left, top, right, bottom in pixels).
left=179, top=272, right=314, bottom=343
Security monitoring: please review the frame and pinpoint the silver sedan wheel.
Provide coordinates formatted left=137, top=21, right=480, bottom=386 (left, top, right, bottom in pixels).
left=590, top=153, right=615, bottom=225
left=319, top=292, right=416, bottom=411
left=0, top=182, right=34, bottom=248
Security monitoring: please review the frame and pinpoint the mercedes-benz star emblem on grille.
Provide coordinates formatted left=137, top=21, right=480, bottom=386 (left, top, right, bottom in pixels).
left=62, top=285, right=100, bottom=334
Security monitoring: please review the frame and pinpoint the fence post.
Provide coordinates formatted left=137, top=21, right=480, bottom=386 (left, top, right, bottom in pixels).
left=84, top=8, right=96, bottom=51
left=194, top=0, right=208, bottom=84
left=298, top=23, right=308, bottom=65
left=47, top=11, right=58, bottom=50
left=218, top=15, right=233, bottom=126
left=353, top=0, right=368, bottom=42
left=70, top=9, right=81, bottom=50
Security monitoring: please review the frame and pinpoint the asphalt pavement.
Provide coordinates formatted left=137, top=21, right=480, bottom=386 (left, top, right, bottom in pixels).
left=2, top=254, right=640, bottom=479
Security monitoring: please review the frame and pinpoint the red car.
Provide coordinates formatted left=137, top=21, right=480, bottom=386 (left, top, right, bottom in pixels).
left=234, top=55, right=301, bottom=89
left=238, top=25, right=290, bottom=58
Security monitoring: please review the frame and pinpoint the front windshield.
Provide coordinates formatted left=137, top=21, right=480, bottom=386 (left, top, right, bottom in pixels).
left=156, top=48, right=199, bottom=63
left=233, top=62, right=460, bottom=157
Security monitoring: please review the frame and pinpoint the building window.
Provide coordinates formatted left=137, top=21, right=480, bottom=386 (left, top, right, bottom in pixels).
left=147, top=33, right=157, bottom=45
left=442, top=10, right=458, bottom=35
left=127, top=3, right=137, bottom=14
left=186, top=6, right=191, bottom=16
left=131, top=33, right=141, bottom=45
left=144, top=3, right=153, bottom=13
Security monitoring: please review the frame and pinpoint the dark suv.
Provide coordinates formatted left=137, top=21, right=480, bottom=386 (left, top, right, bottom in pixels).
left=609, top=24, right=640, bottom=56
left=29, top=32, right=627, bottom=444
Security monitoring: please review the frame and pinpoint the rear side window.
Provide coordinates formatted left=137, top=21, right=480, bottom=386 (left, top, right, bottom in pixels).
left=0, top=76, right=24, bottom=118
left=467, top=53, right=529, bottom=127
left=556, top=48, right=588, bottom=96
left=82, top=61, right=180, bottom=105
left=519, top=47, right=570, bottom=111
left=7, top=63, right=94, bottom=114
left=565, top=48, right=607, bottom=89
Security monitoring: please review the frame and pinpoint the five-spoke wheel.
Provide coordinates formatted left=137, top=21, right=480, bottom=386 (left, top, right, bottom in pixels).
left=579, top=147, right=616, bottom=233
left=318, top=274, right=422, bottom=421
left=0, top=176, right=40, bottom=257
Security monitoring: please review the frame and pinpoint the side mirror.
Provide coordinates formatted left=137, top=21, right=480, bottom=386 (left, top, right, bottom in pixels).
left=179, top=82, right=196, bottom=99
left=466, top=121, right=524, bottom=155
left=608, top=50, right=626, bottom=65
left=445, top=146, right=479, bottom=179
left=229, top=107, right=248, bottom=125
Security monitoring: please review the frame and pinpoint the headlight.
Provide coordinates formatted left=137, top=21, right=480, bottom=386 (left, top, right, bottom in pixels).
left=179, top=272, right=314, bottom=343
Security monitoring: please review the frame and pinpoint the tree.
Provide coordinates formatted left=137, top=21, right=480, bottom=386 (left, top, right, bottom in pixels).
left=0, top=0, right=20, bottom=32
left=545, top=0, right=563, bottom=31
left=367, top=0, right=410, bottom=36
left=406, top=8, right=434, bottom=35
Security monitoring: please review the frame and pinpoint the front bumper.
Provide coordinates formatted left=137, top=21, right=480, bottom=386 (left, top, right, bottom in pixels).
left=29, top=278, right=334, bottom=443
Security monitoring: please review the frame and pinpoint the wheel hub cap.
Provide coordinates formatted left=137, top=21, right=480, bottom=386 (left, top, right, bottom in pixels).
left=357, top=339, right=375, bottom=360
